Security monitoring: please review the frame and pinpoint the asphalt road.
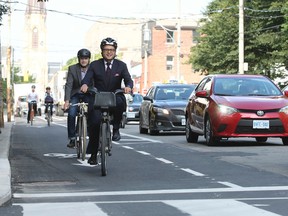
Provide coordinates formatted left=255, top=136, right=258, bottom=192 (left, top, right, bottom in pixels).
left=1, top=116, right=288, bottom=216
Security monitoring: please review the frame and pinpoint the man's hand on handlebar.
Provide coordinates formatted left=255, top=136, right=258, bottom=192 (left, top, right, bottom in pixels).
left=80, top=84, right=88, bottom=93
left=124, top=86, right=132, bottom=94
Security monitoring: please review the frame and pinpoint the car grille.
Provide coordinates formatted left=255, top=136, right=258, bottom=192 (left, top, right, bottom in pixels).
left=235, top=119, right=284, bottom=134
left=171, top=109, right=185, bottom=116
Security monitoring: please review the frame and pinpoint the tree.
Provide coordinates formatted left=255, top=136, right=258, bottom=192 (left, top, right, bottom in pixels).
left=189, top=0, right=287, bottom=76
left=0, top=3, right=10, bottom=127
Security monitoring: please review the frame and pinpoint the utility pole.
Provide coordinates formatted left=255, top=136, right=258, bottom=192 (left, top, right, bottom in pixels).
left=0, top=30, right=3, bottom=128
left=238, top=0, right=244, bottom=74
left=6, top=0, right=12, bottom=122
left=176, top=0, right=181, bottom=81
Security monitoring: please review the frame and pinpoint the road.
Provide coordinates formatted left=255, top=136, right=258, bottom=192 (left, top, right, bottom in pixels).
left=1, top=116, right=288, bottom=215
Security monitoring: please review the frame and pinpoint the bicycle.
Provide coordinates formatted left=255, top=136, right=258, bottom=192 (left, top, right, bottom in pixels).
left=91, top=88, right=124, bottom=176
left=28, top=101, right=37, bottom=126
left=45, top=103, right=53, bottom=126
left=70, top=97, right=89, bottom=161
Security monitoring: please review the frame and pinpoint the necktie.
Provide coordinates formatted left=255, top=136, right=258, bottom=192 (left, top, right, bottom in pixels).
left=105, top=62, right=112, bottom=86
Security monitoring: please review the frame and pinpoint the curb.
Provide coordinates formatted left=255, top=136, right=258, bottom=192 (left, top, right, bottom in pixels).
left=0, top=121, right=13, bottom=206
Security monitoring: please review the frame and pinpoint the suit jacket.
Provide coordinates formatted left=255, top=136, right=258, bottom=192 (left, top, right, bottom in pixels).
left=81, top=58, right=133, bottom=92
left=64, top=63, right=92, bottom=101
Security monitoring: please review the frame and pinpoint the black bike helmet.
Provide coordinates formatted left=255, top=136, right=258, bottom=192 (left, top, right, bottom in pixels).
left=31, top=85, right=36, bottom=88
left=77, top=48, right=91, bottom=59
left=100, top=37, right=117, bottom=50
left=46, top=86, right=51, bottom=90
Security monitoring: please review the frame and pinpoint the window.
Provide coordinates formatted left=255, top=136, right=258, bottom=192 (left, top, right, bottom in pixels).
left=192, top=29, right=199, bottom=44
left=166, top=56, right=174, bottom=70
left=32, top=27, right=38, bottom=49
left=166, top=30, right=174, bottom=43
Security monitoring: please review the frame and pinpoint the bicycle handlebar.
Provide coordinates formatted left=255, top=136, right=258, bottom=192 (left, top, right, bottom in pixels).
left=87, top=87, right=125, bottom=95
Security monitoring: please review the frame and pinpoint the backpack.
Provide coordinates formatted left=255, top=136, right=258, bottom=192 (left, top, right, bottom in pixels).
left=45, top=94, right=54, bottom=103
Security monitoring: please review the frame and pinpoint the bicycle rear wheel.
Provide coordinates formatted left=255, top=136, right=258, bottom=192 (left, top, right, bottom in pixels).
left=100, top=122, right=109, bottom=176
left=80, top=115, right=87, bottom=161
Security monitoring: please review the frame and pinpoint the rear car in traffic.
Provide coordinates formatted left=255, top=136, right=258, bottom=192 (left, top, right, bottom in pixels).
left=139, top=83, right=196, bottom=135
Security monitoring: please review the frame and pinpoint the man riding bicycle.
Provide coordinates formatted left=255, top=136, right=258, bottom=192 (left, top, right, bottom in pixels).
left=27, top=85, right=39, bottom=124
left=44, top=86, right=54, bottom=120
left=64, top=48, right=93, bottom=148
left=80, top=37, right=133, bottom=165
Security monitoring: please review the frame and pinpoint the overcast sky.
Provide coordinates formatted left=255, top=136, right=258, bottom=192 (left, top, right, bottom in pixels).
left=1, top=0, right=212, bottom=63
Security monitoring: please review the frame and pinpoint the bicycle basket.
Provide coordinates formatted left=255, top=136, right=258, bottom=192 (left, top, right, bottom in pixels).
left=94, top=92, right=116, bottom=108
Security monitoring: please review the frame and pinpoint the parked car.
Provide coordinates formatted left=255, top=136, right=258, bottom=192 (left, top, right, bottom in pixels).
left=121, top=93, right=143, bottom=128
left=185, top=74, right=288, bottom=146
left=15, top=96, right=28, bottom=117
left=139, top=83, right=197, bottom=135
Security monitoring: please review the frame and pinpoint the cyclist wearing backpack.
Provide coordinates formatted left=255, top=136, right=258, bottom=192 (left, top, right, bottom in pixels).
left=44, top=87, right=54, bottom=120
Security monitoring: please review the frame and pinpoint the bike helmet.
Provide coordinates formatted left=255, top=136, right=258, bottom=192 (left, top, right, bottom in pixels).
left=100, top=37, right=117, bottom=50
left=31, top=85, right=36, bottom=88
left=46, top=86, right=51, bottom=90
left=77, top=48, right=91, bottom=59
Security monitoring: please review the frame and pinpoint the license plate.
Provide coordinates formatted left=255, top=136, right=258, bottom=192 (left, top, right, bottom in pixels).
left=181, top=118, right=186, bottom=126
left=253, top=120, right=269, bottom=129
left=127, top=112, right=135, bottom=118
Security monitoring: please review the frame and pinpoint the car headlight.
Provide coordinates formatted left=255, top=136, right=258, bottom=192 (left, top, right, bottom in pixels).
left=218, top=104, right=238, bottom=115
left=279, top=106, right=288, bottom=114
left=153, top=107, right=169, bottom=115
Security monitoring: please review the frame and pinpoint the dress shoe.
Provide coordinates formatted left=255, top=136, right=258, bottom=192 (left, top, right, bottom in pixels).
left=67, top=139, right=75, bottom=148
left=112, top=129, right=121, bottom=141
left=88, top=154, right=97, bottom=165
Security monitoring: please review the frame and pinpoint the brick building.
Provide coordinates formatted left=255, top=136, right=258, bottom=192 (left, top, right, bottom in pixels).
left=140, top=18, right=204, bottom=94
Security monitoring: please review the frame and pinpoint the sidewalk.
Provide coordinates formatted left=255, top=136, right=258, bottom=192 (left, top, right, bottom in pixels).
left=0, top=118, right=13, bottom=206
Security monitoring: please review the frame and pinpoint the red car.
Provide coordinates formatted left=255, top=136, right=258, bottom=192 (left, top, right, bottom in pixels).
left=185, top=74, right=288, bottom=146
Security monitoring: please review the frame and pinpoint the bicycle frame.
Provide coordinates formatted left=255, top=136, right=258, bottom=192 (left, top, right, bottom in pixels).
left=29, top=101, right=37, bottom=126
left=71, top=101, right=88, bottom=161
left=91, top=88, right=124, bottom=176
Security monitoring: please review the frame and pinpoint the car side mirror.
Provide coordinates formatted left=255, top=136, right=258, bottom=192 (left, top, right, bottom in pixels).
left=195, top=90, right=209, bottom=98
left=143, top=96, right=153, bottom=102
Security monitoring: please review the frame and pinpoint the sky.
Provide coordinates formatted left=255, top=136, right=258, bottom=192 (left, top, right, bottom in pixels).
left=1, top=0, right=212, bottom=64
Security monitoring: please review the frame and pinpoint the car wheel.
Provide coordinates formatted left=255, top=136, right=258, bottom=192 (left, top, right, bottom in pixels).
left=186, top=117, right=198, bottom=143
left=149, top=117, right=159, bottom=135
left=205, top=117, right=219, bottom=146
left=255, top=137, right=267, bottom=143
left=139, top=115, right=148, bottom=134
left=282, top=137, right=288, bottom=145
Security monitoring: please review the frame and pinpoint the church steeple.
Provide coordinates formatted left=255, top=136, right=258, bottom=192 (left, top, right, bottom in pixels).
left=22, top=0, right=48, bottom=94
left=26, top=0, right=47, bottom=15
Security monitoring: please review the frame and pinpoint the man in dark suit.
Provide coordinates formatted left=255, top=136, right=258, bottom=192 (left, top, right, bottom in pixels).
left=64, top=48, right=92, bottom=148
left=81, top=37, right=133, bottom=165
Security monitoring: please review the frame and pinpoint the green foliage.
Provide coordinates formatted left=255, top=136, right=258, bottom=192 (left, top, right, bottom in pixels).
left=0, top=4, right=9, bottom=25
left=190, top=0, right=288, bottom=77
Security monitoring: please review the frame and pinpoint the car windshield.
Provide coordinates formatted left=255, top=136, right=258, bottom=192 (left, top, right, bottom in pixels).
left=156, top=86, right=194, bottom=100
left=213, top=77, right=282, bottom=96
left=132, top=94, right=143, bottom=103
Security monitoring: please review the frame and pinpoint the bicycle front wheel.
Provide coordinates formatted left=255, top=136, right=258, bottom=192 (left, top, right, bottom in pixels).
left=47, top=110, right=51, bottom=126
left=80, top=115, right=87, bottom=161
left=30, top=109, right=34, bottom=126
left=100, top=122, right=109, bottom=176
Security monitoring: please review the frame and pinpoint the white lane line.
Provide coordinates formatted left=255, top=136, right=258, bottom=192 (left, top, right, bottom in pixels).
left=18, top=202, right=107, bottom=216
left=164, top=199, right=280, bottom=216
left=181, top=168, right=205, bottom=176
left=13, top=185, right=288, bottom=198
left=218, top=181, right=243, bottom=188
left=120, top=132, right=162, bottom=143
left=155, top=157, right=173, bottom=164
left=136, top=151, right=151, bottom=155
left=122, top=146, right=134, bottom=149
